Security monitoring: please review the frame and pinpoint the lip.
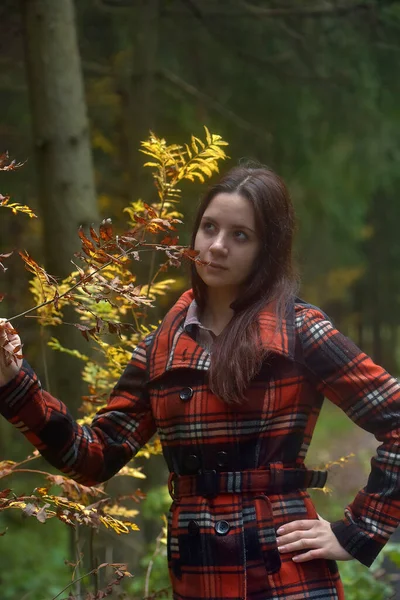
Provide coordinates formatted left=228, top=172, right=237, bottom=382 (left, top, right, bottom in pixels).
left=207, top=262, right=228, bottom=270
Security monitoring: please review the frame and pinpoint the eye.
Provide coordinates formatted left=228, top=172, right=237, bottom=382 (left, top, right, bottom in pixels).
left=233, top=230, right=248, bottom=241
left=202, top=221, right=216, bottom=234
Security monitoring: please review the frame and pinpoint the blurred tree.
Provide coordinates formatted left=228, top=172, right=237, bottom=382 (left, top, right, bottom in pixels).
left=20, top=0, right=100, bottom=410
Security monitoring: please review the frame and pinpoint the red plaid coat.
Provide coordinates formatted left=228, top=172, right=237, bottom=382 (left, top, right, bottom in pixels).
left=1, top=290, right=399, bottom=600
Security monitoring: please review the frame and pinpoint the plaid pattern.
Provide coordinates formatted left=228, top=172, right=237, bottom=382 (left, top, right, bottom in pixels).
left=0, top=289, right=399, bottom=599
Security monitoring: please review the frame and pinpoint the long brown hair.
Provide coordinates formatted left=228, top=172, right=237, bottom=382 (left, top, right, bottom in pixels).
left=190, top=165, right=298, bottom=403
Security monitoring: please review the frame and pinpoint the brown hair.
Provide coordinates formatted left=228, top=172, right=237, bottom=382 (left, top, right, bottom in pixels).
left=190, top=164, right=298, bottom=403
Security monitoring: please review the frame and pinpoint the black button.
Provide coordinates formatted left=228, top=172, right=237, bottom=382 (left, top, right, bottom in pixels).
left=185, top=454, right=201, bottom=473
left=179, top=387, right=193, bottom=402
left=188, top=520, right=200, bottom=536
left=216, top=451, right=228, bottom=468
left=215, top=520, right=230, bottom=536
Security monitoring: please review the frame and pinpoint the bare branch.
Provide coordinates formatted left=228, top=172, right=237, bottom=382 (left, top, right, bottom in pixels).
left=159, top=68, right=272, bottom=142
left=238, top=1, right=373, bottom=18
left=97, top=0, right=133, bottom=7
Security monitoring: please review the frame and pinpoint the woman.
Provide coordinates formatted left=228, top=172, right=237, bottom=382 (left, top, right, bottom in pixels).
left=0, top=166, right=399, bottom=600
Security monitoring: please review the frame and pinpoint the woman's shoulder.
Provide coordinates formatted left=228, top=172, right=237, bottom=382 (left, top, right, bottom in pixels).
left=294, top=297, right=332, bottom=324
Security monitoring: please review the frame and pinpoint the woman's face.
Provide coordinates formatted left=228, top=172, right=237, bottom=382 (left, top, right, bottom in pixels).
left=194, top=192, right=261, bottom=295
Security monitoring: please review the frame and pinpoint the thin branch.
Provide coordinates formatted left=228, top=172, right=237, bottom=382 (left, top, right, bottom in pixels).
left=0, top=468, right=52, bottom=479
left=39, top=325, right=51, bottom=393
left=159, top=0, right=374, bottom=18
left=144, top=529, right=164, bottom=597
left=50, top=564, right=106, bottom=600
left=96, top=0, right=133, bottom=8
left=232, top=1, right=373, bottom=18
left=159, top=68, right=273, bottom=142
left=7, top=242, right=170, bottom=323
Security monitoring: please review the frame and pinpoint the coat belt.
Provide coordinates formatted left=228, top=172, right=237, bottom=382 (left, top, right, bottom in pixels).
left=168, top=466, right=328, bottom=500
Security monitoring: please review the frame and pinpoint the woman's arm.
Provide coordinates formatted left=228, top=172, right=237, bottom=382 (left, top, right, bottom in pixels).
left=297, top=306, right=400, bottom=567
left=0, top=322, right=157, bottom=486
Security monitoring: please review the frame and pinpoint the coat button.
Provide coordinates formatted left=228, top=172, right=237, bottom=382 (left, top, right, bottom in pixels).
left=188, top=520, right=200, bottom=536
left=179, top=387, right=193, bottom=402
left=215, top=520, right=230, bottom=536
left=216, top=451, right=228, bottom=468
left=184, top=454, right=201, bottom=473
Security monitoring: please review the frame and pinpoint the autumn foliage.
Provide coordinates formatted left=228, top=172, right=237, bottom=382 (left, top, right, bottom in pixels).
left=0, top=129, right=228, bottom=598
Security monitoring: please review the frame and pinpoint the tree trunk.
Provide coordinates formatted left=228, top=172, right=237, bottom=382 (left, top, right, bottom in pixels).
left=20, top=0, right=99, bottom=411
left=126, top=0, right=159, bottom=203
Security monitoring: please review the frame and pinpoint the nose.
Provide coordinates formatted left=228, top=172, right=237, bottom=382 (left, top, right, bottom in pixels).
left=209, top=233, right=228, bottom=255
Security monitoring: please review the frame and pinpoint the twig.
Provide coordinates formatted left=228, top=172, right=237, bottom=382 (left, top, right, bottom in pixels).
left=0, top=468, right=56, bottom=479
left=40, top=325, right=51, bottom=393
left=50, top=564, right=106, bottom=600
left=89, top=527, right=99, bottom=594
left=238, top=1, right=372, bottom=18
left=144, top=529, right=164, bottom=597
left=159, top=68, right=272, bottom=143
left=7, top=242, right=183, bottom=323
left=73, top=526, right=82, bottom=599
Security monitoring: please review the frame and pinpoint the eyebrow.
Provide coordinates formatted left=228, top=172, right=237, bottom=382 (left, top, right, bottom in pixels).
left=201, top=215, right=256, bottom=234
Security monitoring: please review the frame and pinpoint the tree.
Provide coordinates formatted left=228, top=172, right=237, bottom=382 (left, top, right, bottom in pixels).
left=20, top=0, right=100, bottom=410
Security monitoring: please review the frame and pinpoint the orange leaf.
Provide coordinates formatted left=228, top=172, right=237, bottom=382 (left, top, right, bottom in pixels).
left=161, top=236, right=179, bottom=245
left=134, top=214, right=148, bottom=225
left=144, top=203, right=157, bottom=218
left=78, top=226, right=96, bottom=253
left=90, top=225, right=100, bottom=245
left=182, top=248, right=199, bottom=259
left=99, top=218, right=113, bottom=242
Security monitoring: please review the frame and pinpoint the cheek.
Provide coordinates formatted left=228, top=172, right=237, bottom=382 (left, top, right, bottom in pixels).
left=235, top=247, right=260, bottom=278
left=194, top=231, right=208, bottom=254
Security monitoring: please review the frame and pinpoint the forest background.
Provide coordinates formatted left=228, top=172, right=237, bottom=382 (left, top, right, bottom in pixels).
left=0, top=1, right=400, bottom=599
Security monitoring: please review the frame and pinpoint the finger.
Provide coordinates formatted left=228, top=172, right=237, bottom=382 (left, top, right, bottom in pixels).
left=0, top=327, right=16, bottom=350
left=0, top=321, right=20, bottom=347
left=0, top=320, right=13, bottom=337
left=0, top=326, right=10, bottom=346
left=292, top=548, right=326, bottom=563
left=277, top=528, right=318, bottom=547
left=278, top=536, right=320, bottom=554
left=276, top=519, right=318, bottom=536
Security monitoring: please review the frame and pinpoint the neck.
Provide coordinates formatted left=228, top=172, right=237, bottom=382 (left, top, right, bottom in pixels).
left=201, top=287, right=237, bottom=335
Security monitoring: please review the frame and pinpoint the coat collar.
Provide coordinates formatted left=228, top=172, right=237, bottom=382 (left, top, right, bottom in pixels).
left=147, top=289, right=296, bottom=381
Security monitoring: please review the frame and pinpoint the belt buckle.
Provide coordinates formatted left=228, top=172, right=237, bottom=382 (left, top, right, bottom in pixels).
left=198, top=469, right=218, bottom=498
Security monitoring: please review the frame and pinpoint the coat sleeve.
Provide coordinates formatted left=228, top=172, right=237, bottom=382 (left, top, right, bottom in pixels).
left=0, top=335, right=157, bottom=486
left=297, top=306, right=400, bottom=567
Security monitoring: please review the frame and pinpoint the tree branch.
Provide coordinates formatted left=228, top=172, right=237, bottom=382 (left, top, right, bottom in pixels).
left=159, top=68, right=272, bottom=142
left=238, top=1, right=373, bottom=18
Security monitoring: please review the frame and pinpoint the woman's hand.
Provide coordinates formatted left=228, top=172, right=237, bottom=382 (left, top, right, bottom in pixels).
left=276, top=513, right=353, bottom=563
left=0, top=319, right=23, bottom=386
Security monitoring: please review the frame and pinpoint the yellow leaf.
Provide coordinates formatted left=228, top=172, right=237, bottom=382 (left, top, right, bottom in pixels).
left=204, top=125, right=212, bottom=145
left=116, top=466, right=146, bottom=479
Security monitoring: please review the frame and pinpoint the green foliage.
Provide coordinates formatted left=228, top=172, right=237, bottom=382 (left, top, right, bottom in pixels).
left=339, top=544, right=400, bottom=600
left=0, top=514, right=70, bottom=600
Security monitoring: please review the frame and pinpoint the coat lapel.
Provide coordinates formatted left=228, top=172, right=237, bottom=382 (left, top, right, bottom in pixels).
left=148, top=290, right=210, bottom=381
left=147, top=290, right=296, bottom=382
